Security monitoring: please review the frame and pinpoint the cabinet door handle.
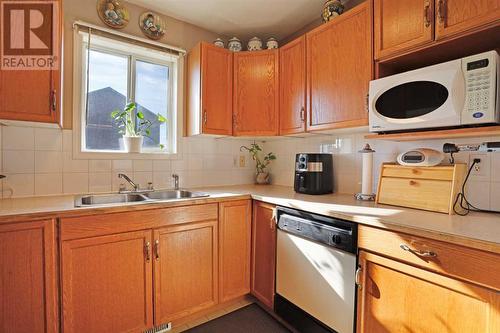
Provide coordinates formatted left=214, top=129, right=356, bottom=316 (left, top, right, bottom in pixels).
left=424, top=1, right=432, bottom=27
left=355, top=266, right=362, bottom=290
left=50, top=90, right=57, bottom=113
left=154, top=240, right=160, bottom=260
left=437, top=0, right=446, bottom=24
left=400, top=244, right=437, bottom=258
left=203, top=110, right=207, bottom=124
left=300, top=107, right=305, bottom=122
left=144, top=241, right=151, bottom=262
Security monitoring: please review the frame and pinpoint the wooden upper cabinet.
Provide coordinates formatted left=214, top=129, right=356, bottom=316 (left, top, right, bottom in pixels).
left=279, top=36, right=306, bottom=135
left=233, top=50, right=279, bottom=136
left=0, top=220, right=58, bottom=333
left=219, top=200, right=252, bottom=302
left=251, top=201, right=277, bottom=309
left=153, top=221, right=218, bottom=324
left=0, top=0, right=61, bottom=124
left=357, top=251, right=500, bottom=333
left=61, top=230, right=154, bottom=333
left=306, top=2, right=372, bottom=131
left=374, top=0, right=435, bottom=59
left=435, top=0, right=500, bottom=40
left=186, top=42, right=233, bottom=136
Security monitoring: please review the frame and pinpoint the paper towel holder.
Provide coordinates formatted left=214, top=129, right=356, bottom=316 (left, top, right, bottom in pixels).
left=355, top=144, right=376, bottom=201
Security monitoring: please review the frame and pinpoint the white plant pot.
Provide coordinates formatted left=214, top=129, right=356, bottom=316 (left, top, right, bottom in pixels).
left=123, top=136, right=143, bottom=153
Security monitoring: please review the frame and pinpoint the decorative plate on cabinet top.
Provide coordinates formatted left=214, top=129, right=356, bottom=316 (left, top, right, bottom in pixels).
left=139, top=11, right=166, bottom=40
left=96, top=0, right=130, bottom=29
left=322, top=0, right=344, bottom=23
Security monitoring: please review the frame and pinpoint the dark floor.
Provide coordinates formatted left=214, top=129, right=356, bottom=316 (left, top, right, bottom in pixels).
left=184, top=304, right=291, bottom=333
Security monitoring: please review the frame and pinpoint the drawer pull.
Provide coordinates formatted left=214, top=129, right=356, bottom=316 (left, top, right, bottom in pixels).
left=400, top=244, right=437, bottom=258
left=355, top=266, right=362, bottom=290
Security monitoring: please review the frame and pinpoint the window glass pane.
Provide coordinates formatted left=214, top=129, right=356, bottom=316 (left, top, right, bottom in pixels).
left=135, top=60, right=169, bottom=149
left=85, top=49, right=128, bottom=151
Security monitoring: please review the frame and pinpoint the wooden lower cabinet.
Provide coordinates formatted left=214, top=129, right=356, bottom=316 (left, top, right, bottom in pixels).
left=251, top=201, right=277, bottom=309
left=153, top=221, right=218, bottom=324
left=357, top=250, right=500, bottom=333
left=61, top=230, right=154, bottom=333
left=219, top=200, right=252, bottom=302
left=0, top=220, right=58, bottom=333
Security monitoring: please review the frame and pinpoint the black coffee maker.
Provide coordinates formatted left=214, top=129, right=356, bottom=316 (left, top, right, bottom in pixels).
left=294, top=153, right=333, bottom=195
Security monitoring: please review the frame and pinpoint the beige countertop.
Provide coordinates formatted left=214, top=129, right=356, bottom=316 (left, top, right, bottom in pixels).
left=0, top=185, right=499, bottom=253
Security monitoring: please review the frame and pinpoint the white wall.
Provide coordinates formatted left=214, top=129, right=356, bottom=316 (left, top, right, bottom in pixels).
left=264, top=132, right=500, bottom=211
left=0, top=125, right=257, bottom=198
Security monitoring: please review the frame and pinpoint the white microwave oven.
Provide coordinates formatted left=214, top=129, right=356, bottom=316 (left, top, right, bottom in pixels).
left=369, top=50, right=500, bottom=133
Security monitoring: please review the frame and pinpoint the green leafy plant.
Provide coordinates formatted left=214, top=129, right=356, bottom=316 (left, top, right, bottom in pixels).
left=240, top=143, right=276, bottom=173
left=111, top=102, right=167, bottom=149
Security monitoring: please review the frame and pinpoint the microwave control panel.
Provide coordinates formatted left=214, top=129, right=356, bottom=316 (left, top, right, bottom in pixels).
left=462, top=51, right=499, bottom=124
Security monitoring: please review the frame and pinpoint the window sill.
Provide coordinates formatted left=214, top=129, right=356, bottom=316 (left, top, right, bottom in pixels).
left=72, top=149, right=181, bottom=160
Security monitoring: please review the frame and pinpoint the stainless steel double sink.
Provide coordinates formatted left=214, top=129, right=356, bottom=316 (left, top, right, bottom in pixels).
left=74, top=190, right=209, bottom=207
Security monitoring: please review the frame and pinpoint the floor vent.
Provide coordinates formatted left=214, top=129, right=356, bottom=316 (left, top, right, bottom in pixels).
left=144, top=322, right=172, bottom=333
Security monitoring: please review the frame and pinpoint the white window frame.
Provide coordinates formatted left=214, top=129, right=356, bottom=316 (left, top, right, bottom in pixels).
left=72, top=30, right=183, bottom=160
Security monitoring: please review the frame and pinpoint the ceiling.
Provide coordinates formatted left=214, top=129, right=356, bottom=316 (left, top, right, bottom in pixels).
left=128, top=0, right=333, bottom=41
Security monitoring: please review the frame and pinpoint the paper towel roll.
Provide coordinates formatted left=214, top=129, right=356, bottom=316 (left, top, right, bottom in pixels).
left=361, top=152, right=373, bottom=195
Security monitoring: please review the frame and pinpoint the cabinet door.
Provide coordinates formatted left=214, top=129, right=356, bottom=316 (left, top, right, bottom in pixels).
left=0, top=220, right=58, bottom=333
left=306, top=2, right=372, bottom=131
left=374, top=0, right=434, bottom=59
left=251, top=201, right=276, bottom=309
left=153, top=221, right=218, bottom=324
left=202, top=43, right=233, bottom=135
left=357, top=251, right=500, bottom=333
left=219, top=200, right=252, bottom=302
left=61, top=231, right=153, bottom=333
left=0, top=0, right=61, bottom=123
left=435, top=0, right=500, bottom=40
left=233, top=50, right=279, bottom=136
left=280, top=36, right=306, bottom=135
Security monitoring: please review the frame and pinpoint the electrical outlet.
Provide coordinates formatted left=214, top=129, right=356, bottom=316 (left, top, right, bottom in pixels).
left=239, top=155, right=246, bottom=168
left=469, top=153, right=490, bottom=180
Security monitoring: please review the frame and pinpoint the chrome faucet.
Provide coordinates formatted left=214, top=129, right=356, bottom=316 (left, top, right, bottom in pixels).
left=172, top=174, right=179, bottom=190
left=118, top=173, right=139, bottom=192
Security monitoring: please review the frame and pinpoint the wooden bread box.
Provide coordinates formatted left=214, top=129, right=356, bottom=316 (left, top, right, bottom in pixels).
left=376, top=163, right=467, bottom=214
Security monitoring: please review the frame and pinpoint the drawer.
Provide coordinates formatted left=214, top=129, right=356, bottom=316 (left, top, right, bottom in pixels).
left=358, top=225, right=500, bottom=291
left=377, top=177, right=452, bottom=213
left=61, top=203, right=218, bottom=240
left=381, top=165, right=454, bottom=181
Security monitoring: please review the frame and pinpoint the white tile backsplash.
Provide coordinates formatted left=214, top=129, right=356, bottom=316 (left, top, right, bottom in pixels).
left=2, top=126, right=34, bottom=150
left=0, top=126, right=257, bottom=198
left=35, top=151, right=63, bottom=173
left=267, top=133, right=500, bottom=209
left=2, top=124, right=499, bottom=206
left=35, top=173, right=63, bottom=196
left=3, top=150, right=35, bottom=174
left=34, top=128, right=63, bottom=151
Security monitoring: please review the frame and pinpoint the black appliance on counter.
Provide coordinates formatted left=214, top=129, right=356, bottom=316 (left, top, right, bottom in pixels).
left=294, top=153, right=333, bottom=195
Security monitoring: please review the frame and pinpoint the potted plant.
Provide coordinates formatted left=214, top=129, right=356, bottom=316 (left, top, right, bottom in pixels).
left=240, top=143, right=276, bottom=184
left=111, top=102, right=166, bottom=153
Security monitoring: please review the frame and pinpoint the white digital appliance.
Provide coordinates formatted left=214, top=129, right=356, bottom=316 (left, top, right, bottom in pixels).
left=369, top=50, right=500, bottom=133
left=397, top=148, right=445, bottom=167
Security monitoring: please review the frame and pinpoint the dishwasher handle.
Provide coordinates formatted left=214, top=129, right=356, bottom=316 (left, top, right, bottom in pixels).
left=355, top=266, right=362, bottom=290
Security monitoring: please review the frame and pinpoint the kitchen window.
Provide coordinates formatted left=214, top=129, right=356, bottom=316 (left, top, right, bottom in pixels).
left=73, top=30, right=180, bottom=157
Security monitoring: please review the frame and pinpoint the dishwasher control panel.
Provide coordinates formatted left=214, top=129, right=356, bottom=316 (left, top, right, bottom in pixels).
left=277, top=206, right=357, bottom=254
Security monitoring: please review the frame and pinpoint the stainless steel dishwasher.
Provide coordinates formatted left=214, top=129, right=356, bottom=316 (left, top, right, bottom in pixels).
left=274, top=206, right=358, bottom=333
